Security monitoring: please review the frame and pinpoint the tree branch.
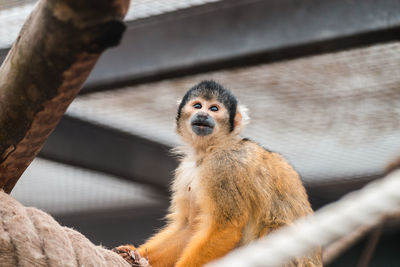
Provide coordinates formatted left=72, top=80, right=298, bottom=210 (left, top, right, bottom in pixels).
left=0, top=0, right=130, bottom=193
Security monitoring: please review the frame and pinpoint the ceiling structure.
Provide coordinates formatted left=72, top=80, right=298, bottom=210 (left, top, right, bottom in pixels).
left=1, top=0, right=400, bottom=265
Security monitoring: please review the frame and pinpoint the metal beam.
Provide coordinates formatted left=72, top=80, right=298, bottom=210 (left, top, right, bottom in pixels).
left=38, top=116, right=177, bottom=191
left=81, top=0, right=400, bottom=92
left=1, top=0, right=400, bottom=93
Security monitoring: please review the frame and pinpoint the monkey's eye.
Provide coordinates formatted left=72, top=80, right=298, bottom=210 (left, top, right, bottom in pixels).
left=209, top=106, right=219, bottom=112
left=193, top=103, right=202, bottom=109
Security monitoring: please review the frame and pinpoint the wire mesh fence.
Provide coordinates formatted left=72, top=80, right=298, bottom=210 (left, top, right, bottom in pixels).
left=67, top=41, right=400, bottom=185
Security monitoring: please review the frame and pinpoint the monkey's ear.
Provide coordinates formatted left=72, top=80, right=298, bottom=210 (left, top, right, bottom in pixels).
left=233, top=105, right=250, bottom=134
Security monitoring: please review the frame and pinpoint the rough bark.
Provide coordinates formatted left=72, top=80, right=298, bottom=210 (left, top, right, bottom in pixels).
left=0, top=0, right=130, bottom=193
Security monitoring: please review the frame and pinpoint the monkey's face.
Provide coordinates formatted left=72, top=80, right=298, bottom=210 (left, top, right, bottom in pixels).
left=177, top=97, right=230, bottom=144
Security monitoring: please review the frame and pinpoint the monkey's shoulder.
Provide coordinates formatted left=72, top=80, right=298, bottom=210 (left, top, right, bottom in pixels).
left=242, top=139, right=296, bottom=168
left=202, top=138, right=274, bottom=170
left=235, top=138, right=287, bottom=162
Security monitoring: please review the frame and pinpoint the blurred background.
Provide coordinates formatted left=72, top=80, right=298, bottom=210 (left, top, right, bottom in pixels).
left=1, top=0, right=400, bottom=266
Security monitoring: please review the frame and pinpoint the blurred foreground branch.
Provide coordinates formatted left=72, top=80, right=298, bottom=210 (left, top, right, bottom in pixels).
left=0, top=0, right=130, bottom=193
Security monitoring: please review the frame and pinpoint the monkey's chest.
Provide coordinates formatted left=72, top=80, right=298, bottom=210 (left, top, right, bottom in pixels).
left=186, top=179, right=200, bottom=224
left=178, top=159, right=200, bottom=191
left=181, top=169, right=200, bottom=203
left=176, top=160, right=202, bottom=219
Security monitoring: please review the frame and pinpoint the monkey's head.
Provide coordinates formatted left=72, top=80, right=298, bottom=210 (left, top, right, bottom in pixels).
left=176, top=81, right=248, bottom=148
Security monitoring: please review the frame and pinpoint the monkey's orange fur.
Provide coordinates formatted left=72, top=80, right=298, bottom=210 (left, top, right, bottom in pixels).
left=117, top=84, right=322, bottom=267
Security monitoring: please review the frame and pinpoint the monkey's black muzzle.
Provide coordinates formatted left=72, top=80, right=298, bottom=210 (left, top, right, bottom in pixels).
left=190, top=113, right=215, bottom=136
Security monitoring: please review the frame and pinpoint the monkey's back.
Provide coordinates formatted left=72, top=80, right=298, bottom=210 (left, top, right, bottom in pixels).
left=202, top=138, right=313, bottom=225
left=250, top=141, right=314, bottom=223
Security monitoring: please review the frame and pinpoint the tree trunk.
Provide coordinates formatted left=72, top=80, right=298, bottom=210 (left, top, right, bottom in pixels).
left=0, top=0, right=130, bottom=193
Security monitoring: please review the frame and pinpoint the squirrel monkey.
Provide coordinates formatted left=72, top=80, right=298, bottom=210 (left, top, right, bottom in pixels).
left=116, top=81, right=322, bottom=267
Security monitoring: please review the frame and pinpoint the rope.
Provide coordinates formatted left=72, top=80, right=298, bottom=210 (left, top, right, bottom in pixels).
left=207, top=170, right=400, bottom=267
left=0, top=190, right=131, bottom=267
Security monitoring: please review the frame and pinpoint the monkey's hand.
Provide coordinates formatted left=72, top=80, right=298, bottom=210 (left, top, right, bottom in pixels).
left=113, top=245, right=151, bottom=267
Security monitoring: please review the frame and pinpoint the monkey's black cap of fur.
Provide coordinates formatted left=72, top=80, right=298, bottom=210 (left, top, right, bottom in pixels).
left=177, top=80, right=238, bottom=132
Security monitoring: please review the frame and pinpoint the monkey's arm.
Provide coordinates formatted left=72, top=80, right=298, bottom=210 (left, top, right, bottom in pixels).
left=137, top=223, right=189, bottom=267
left=175, top=217, right=245, bottom=267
